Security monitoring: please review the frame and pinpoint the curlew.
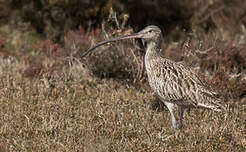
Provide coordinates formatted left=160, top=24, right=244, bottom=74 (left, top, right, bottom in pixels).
left=81, top=25, right=226, bottom=131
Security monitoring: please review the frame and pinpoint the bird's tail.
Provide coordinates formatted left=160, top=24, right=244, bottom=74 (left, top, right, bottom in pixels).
left=210, top=103, right=227, bottom=112
left=197, top=100, right=228, bottom=112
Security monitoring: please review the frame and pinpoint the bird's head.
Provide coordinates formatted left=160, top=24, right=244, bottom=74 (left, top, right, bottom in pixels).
left=137, top=25, right=163, bottom=49
left=137, top=25, right=162, bottom=41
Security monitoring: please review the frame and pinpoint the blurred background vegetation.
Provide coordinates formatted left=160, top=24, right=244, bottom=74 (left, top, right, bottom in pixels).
left=1, top=0, right=245, bottom=43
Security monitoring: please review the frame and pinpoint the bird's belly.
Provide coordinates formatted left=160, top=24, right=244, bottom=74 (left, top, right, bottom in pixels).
left=146, top=69, right=190, bottom=105
left=145, top=62, right=179, bottom=101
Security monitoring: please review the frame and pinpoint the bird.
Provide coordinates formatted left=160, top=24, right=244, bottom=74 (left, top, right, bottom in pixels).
left=81, top=25, right=226, bottom=131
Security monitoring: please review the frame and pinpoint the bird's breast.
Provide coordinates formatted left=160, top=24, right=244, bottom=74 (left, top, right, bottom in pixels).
left=145, top=59, right=166, bottom=94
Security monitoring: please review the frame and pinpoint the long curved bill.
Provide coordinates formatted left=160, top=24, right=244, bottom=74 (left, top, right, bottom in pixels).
left=81, top=32, right=143, bottom=58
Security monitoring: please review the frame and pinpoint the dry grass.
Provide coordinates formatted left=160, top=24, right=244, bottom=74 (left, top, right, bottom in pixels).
left=0, top=29, right=246, bottom=152
left=0, top=56, right=245, bottom=151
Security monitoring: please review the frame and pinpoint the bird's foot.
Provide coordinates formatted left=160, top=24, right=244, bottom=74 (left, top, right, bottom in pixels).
left=174, top=129, right=181, bottom=138
left=159, top=129, right=182, bottom=142
left=161, top=134, right=175, bottom=141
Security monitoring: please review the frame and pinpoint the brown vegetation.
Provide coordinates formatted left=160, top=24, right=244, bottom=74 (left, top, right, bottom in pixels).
left=0, top=0, right=246, bottom=151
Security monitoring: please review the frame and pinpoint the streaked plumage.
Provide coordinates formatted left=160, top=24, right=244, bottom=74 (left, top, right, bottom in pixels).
left=81, top=25, right=226, bottom=130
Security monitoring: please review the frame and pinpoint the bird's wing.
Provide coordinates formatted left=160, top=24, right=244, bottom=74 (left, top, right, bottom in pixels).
left=152, top=58, right=220, bottom=107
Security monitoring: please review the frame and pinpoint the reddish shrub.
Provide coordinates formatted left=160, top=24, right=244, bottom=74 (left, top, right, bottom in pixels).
left=21, top=64, right=44, bottom=77
left=34, top=40, right=65, bottom=58
left=0, top=38, right=11, bottom=59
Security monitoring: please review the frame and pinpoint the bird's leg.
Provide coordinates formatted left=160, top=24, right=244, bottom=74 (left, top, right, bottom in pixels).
left=178, top=107, right=184, bottom=129
left=160, top=102, right=178, bottom=141
left=173, top=107, right=185, bottom=139
left=163, top=102, right=177, bottom=129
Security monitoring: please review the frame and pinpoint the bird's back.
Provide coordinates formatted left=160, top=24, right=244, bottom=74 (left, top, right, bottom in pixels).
left=145, top=56, right=224, bottom=111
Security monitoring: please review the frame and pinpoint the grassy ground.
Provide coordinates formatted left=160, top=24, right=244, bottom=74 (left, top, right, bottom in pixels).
left=0, top=43, right=246, bottom=151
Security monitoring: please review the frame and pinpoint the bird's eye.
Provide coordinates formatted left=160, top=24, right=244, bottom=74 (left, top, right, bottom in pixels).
left=149, top=30, right=153, bottom=33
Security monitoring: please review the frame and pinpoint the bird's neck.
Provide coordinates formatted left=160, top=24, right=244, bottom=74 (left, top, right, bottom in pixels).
left=145, top=41, right=162, bottom=61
